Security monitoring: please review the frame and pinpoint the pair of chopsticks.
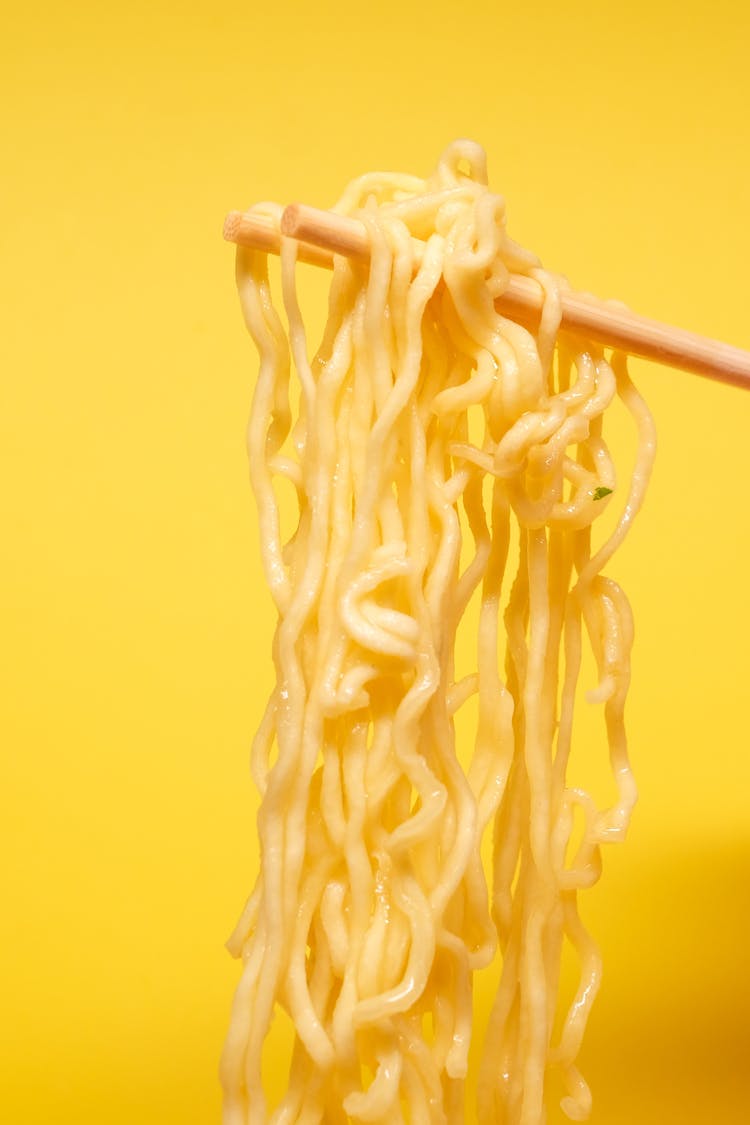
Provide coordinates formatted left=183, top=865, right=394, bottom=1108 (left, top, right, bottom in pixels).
left=223, top=203, right=750, bottom=391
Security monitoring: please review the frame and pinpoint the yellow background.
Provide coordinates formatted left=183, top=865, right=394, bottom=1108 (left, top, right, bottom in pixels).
left=3, top=1, right=749, bottom=1121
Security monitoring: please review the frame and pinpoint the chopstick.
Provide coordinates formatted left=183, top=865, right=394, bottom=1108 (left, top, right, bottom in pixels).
left=223, top=204, right=750, bottom=391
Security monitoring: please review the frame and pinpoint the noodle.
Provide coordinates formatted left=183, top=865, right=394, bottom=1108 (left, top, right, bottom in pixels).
left=221, top=141, right=656, bottom=1124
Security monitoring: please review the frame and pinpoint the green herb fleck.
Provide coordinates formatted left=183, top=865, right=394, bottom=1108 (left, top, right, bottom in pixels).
left=593, top=486, right=613, bottom=501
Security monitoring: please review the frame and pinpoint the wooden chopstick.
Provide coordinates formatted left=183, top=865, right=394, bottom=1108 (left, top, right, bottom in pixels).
left=223, top=204, right=750, bottom=391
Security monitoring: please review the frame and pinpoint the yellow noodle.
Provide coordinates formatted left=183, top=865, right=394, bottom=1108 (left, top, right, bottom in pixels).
left=222, top=140, right=655, bottom=1123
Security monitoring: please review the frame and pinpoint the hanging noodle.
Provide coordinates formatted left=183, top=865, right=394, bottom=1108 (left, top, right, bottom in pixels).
left=221, top=140, right=656, bottom=1124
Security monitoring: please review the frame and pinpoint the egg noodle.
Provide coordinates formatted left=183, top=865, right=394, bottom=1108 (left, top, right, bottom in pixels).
left=221, top=140, right=656, bottom=1124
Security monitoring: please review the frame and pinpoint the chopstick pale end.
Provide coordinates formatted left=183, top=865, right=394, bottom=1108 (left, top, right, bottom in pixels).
left=223, top=210, right=243, bottom=244
left=282, top=203, right=370, bottom=260
left=223, top=208, right=335, bottom=269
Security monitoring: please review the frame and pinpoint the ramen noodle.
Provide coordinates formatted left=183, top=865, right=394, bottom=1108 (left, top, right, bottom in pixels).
left=221, top=140, right=656, bottom=1124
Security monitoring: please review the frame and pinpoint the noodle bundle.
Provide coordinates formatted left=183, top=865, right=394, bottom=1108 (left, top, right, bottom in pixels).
left=221, top=140, right=655, bottom=1124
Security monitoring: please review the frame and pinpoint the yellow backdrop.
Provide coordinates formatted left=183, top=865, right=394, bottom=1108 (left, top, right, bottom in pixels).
left=3, top=1, right=749, bottom=1121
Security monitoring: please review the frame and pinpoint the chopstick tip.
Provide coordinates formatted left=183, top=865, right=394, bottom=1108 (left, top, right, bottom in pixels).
left=280, top=204, right=301, bottom=238
left=223, top=211, right=243, bottom=243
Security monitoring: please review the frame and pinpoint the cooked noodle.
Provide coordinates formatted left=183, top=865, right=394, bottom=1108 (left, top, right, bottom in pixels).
left=221, top=140, right=656, bottom=1124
